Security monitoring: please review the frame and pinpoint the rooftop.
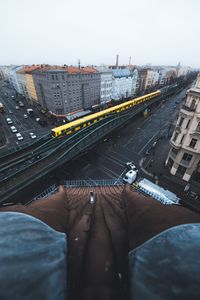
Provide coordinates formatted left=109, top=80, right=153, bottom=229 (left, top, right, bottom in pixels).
left=34, top=65, right=98, bottom=74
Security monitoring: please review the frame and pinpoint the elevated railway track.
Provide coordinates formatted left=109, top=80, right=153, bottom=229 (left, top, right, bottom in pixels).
left=0, top=86, right=182, bottom=204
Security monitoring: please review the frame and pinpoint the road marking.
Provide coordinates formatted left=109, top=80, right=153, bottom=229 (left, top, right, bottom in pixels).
left=102, top=153, right=124, bottom=166
left=117, top=168, right=127, bottom=181
left=100, top=165, right=119, bottom=178
left=138, top=131, right=159, bottom=155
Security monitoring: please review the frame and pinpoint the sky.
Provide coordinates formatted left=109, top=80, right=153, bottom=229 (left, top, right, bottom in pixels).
left=0, top=0, right=200, bottom=67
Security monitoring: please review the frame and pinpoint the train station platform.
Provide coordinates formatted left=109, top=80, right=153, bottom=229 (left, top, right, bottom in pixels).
left=1, top=184, right=200, bottom=299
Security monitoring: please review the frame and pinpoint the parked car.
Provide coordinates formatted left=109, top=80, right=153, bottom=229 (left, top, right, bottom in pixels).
left=16, top=133, right=23, bottom=141
left=24, top=114, right=28, bottom=119
left=123, top=169, right=138, bottom=184
left=15, top=106, right=19, bottom=110
left=10, top=126, right=17, bottom=133
left=8, top=110, right=13, bottom=114
left=6, top=117, right=13, bottom=125
left=29, top=132, right=37, bottom=139
left=125, top=161, right=138, bottom=171
left=19, top=101, right=24, bottom=107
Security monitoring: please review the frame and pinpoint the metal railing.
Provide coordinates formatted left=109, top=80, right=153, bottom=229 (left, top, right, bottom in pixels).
left=64, top=179, right=123, bottom=187
left=31, top=184, right=58, bottom=202
left=31, top=179, right=123, bottom=202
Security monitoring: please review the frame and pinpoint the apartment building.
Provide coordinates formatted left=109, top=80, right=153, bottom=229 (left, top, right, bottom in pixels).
left=32, top=66, right=100, bottom=114
left=0, top=65, right=22, bottom=92
left=165, top=74, right=200, bottom=182
left=131, top=68, right=139, bottom=96
left=111, top=68, right=132, bottom=100
left=95, top=66, right=112, bottom=104
left=16, top=66, right=40, bottom=103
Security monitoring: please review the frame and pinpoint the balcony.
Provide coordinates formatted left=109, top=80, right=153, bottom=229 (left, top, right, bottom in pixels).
left=181, top=104, right=195, bottom=113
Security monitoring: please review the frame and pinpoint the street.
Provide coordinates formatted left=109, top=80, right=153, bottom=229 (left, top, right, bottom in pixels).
left=0, top=82, right=51, bottom=151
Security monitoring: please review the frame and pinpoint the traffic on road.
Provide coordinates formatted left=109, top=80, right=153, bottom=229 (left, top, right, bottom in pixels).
left=0, top=81, right=51, bottom=151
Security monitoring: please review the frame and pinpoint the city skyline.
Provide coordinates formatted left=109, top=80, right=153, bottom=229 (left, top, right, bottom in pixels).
left=0, top=0, right=200, bottom=67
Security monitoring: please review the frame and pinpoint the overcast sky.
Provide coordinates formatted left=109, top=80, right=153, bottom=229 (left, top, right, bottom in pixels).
left=0, top=0, right=199, bottom=67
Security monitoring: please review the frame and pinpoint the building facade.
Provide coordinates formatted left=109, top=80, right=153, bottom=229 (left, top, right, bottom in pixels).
left=95, top=66, right=112, bottom=104
left=16, top=66, right=40, bottom=103
left=131, top=69, right=139, bottom=96
left=111, top=68, right=132, bottom=100
left=165, top=74, right=200, bottom=182
left=0, top=65, right=22, bottom=92
left=33, top=66, right=101, bottom=114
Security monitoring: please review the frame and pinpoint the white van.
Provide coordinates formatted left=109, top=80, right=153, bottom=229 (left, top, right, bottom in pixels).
left=123, top=170, right=138, bottom=184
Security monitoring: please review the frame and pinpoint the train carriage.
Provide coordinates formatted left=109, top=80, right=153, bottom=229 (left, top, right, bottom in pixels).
left=51, top=90, right=161, bottom=137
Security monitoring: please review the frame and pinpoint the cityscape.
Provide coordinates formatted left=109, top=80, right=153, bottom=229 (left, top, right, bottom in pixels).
left=0, top=0, right=200, bottom=299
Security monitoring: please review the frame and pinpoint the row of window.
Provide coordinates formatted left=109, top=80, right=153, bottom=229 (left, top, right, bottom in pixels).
left=171, top=148, right=193, bottom=164
left=51, top=74, right=99, bottom=81
left=178, top=117, right=200, bottom=132
left=173, top=132, right=198, bottom=149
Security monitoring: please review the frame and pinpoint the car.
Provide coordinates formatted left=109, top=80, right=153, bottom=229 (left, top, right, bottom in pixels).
left=125, top=161, right=138, bottom=171
left=123, top=170, right=138, bottom=184
left=16, top=133, right=23, bottom=141
left=36, top=118, right=40, bottom=122
left=8, top=110, right=13, bottom=114
left=6, top=117, right=13, bottom=125
left=19, top=102, right=24, bottom=107
left=29, top=132, right=37, bottom=139
left=10, top=126, right=17, bottom=133
left=15, top=106, right=19, bottom=110
left=24, top=114, right=28, bottom=119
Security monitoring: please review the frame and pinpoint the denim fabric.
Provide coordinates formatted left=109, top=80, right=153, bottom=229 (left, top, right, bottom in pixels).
left=0, top=212, right=67, bottom=300
left=129, top=224, right=200, bottom=300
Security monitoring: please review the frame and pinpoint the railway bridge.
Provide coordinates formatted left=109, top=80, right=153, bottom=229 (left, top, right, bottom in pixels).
left=0, top=86, right=179, bottom=204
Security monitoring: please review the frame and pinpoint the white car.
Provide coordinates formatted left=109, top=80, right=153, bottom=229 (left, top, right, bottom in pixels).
left=6, top=117, right=13, bottom=125
left=10, top=126, right=17, bottom=133
left=125, top=161, right=138, bottom=171
left=123, top=170, right=138, bottom=184
left=15, top=106, right=19, bottom=110
left=16, top=133, right=23, bottom=141
left=29, top=132, right=37, bottom=139
left=24, top=114, right=28, bottom=119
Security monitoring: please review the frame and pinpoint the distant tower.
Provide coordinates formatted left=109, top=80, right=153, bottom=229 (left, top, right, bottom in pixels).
left=129, top=56, right=131, bottom=65
left=116, top=55, right=119, bottom=67
left=78, top=59, right=80, bottom=69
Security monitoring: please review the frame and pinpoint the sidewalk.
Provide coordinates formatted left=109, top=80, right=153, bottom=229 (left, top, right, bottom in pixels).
left=140, top=135, right=200, bottom=212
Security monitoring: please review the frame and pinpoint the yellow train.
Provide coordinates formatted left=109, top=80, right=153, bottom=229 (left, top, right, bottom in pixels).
left=51, top=90, right=161, bottom=137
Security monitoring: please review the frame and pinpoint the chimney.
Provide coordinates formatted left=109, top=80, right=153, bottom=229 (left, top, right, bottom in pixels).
left=78, top=59, right=80, bottom=69
left=116, top=54, right=119, bottom=67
